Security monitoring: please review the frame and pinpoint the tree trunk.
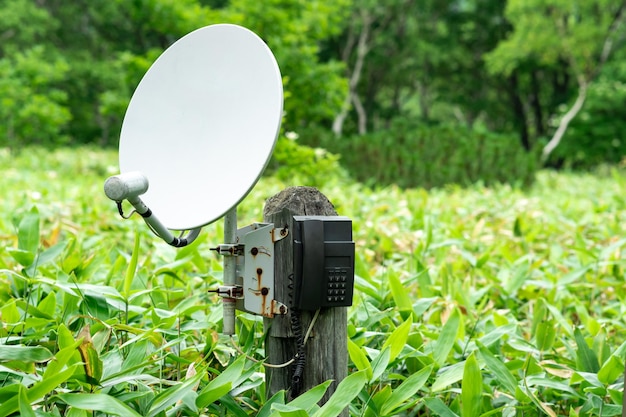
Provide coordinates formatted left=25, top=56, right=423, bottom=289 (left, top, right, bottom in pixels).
left=529, top=69, right=545, bottom=138
left=507, top=71, right=531, bottom=151
left=541, top=75, right=588, bottom=162
left=332, top=12, right=371, bottom=137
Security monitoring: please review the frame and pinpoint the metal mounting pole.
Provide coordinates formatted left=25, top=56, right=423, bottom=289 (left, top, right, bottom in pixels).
left=223, top=206, right=237, bottom=335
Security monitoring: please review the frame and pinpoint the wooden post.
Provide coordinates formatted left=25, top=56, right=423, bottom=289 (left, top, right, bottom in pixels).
left=263, top=186, right=348, bottom=415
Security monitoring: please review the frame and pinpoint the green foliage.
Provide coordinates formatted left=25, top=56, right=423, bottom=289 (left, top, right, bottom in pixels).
left=308, top=120, right=539, bottom=189
left=551, top=57, right=626, bottom=168
left=0, top=0, right=348, bottom=148
left=0, top=45, right=71, bottom=146
left=486, top=0, right=623, bottom=78
left=2, top=147, right=626, bottom=415
left=221, top=0, right=350, bottom=130
left=267, top=135, right=348, bottom=188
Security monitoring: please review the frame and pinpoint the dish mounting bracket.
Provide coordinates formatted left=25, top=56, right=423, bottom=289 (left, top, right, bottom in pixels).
left=211, top=223, right=288, bottom=318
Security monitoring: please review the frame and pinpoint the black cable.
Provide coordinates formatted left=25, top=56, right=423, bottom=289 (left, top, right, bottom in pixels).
left=288, top=273, right=306, bottom=398
left=290, top=308, right=306, bottom=398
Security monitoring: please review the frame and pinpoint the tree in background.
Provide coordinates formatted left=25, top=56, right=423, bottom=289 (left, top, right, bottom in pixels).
left=2, top=0, right=626, bottom=172
left=485, top=0, right=626, bottom=162
left=0, top=0, right=70, bottom=147
left=326, top=1, right=514, bottom=137
left=0, top=0, right=349, bottom=147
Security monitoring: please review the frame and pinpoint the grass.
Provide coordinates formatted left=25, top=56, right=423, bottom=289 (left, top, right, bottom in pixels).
left=0, top=146, right=625, bottom=416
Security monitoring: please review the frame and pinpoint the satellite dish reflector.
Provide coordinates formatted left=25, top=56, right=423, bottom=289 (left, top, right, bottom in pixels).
left=118, top=24, right=283, bottom=230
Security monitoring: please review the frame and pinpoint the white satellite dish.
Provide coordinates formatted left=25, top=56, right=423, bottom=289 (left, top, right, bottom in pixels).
left=116, top=23, right=283, bottom=230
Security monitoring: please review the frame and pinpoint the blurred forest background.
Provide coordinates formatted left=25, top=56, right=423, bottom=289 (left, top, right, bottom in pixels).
left=1, top=0, right=625, bottom=188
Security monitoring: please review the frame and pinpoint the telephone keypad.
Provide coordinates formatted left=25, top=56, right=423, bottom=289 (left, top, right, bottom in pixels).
left=325, top=267, right=352, bottom=306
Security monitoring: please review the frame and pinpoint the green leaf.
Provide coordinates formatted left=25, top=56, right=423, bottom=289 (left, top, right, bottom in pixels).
left=6, top=248, right=35, bottom=267
left=37, top=291, right=57, bottom=317
left=597, top=355, right=623, bottom=385
left=17, top=207, right=40, bottom=255
left=44, top=340, right=82, bottom=379
left=18, top=386, right=35, bottom=417
left=0, top=345, right=53, bottom=362
left=81, top=293, right=109, bottom=320
left=348, top=339, right=372, bottom=380
left=56, top=323, right=76, bottom=350
left=124, top=231, right=140, bottom=297
left=313, top=370, right=367, bottom=417
left=65, top=408, right=89, bottom=417
left=477, top=342, right=517, bottom=394
left=461, top=352, right=482, bottom=417
left=574, top=327, right=599, bottom=373
left=513, top=216, right=523, bottom=237
left=286, top=380, right=331, bottom=411
left=432, top=361, right=465, bottom=392
left=370, top=347, right=391, bottom=383
left=434, top=308, right=460, bottom=366
left=388, top=268, right=412, bottom=312
left=367, top=385, right=392, bottom=417
left=196, top=356, right=246, bottom=408
left=535, top=320, right=556, bottom=352
left=57, top=393, right=143, bottom=417
left=382, top=315, right=412, bottom=362
left=148, top=369, right=203, bottom=417
left=0, top=301, right=20, bottom=324
left=257, top=390, right=286, bottom=417
left=380, top=364, right=433, bottom=415
left=423, top=397, right=460, bottom=417
left=0, top=365, right=77, bottom=417
left=276, top=409, right=309, bottom=417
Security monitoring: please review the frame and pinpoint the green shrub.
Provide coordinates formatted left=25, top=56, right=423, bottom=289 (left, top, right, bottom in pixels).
left=266, top=135, right=349, bottom=187
left=304, top=120, right=539, bottom=189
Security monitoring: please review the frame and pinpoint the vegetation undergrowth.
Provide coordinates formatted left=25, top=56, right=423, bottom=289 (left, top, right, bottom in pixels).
left=0, top=147, right=624, bottom=416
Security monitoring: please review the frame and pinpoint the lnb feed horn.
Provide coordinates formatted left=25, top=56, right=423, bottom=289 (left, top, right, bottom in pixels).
left=104, top=171, right=201, bottom=247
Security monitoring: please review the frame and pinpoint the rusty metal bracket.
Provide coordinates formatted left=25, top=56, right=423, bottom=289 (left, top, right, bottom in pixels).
left=203, top=222, right=289, bottom=319
left=211, top=222, right=288, bottom=317
left=271, top=225, right=289, bottom=243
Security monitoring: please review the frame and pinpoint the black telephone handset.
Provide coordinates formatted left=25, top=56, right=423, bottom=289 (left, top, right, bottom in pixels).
left=293, top=216, right=354, bottom=311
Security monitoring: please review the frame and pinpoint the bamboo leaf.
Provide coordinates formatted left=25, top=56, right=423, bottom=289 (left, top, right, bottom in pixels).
left=0, top=344, right=53, bottom=362
left=147, top=369, right=203, bottom=417
left=388, top=268, right=412, bottom=312
left=286, top=380, right=330, bottom=411
left=535, top=320, right=556, bottom=352
left=18, top=386, right=35, bottom=417
left=574, top=327, right=599, bottom=373
left=461, top=352, right=482, bottom=417
left=380, top=364, right=433, bottom=415
left=348, top=339, right=372, bottom=380
left=196, top=356, right=246, bottom=408
left=477, top=342, right=517, bottom=394
left=0, top=365, right=77, bottom=417
left=370, top=347, right=391, bottom=383
left=432, top=361, right=465, bottom=392
left=124, top=231, right=141, bottom=297
left=257, top=390, right=286, bottom=417
left=434, top=308, right=460, bottom=366
left=17, top=207, right=40, bottom=255
left=312, top=370, right=367, bottom=417
left=598, top=354, right=623, bottom=385
left=382, top=315, right=412, bottom=362
left=423, top=397, right=460, bottom=417
left=57, top=393, right=143, bottom=417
